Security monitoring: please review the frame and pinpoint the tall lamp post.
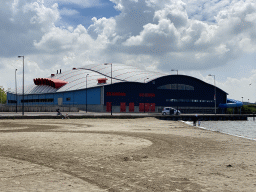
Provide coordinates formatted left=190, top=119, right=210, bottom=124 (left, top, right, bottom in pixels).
left=86, top=74, right=89, bottom=113
left=144, top=78, right=149, bottom=113
left=208, top=74, right=216, bottom=114
left=15, top=69, right=17, bottom=113
left=0, top=86, right=2, bottom=105
left=171, top=69, right=178, bottom=75
left=171, top=69, right=178, bottom=113
left=104, top=63, right=112, bottom=115
left=241, top=97, right=243, bottom=114
left=18, top=56, right=24, bottom=116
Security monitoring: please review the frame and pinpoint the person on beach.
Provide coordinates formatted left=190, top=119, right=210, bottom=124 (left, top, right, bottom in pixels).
left=56, top=108, right=61, bottom=116
left=169, top=108, right=174, bottom=115
left=193, top=114, right=198, bottom=126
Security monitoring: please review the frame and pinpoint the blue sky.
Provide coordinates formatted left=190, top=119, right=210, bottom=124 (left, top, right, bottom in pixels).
left=0, top=0, right=256, bottom=102
left=57, top=0, right=120, bottom=27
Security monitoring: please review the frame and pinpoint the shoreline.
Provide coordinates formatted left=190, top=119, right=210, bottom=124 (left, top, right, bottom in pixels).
left=183, top=118, right=256, bottom=142
left=1, top=118, right=256, bottom=191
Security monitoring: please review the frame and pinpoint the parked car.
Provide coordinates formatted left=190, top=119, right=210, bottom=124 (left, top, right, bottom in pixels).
left=162, top=107, right=181, bottom=115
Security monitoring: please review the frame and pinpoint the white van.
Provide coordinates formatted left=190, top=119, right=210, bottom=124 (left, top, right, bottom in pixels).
left=162, top=107, right=181, bottom=115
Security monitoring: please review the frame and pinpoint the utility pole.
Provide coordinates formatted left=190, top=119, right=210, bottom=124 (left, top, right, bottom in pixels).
left=104, top=63, right=113, bottom=115
left=144, top=78, right=149, bottom=113
left=18, top=56, right=25, bottom=116
left=208, top=74, right=216, bottom=114
left=86, top=74, right=89, bottom=113
left=15, top=69, right=17, bottom=113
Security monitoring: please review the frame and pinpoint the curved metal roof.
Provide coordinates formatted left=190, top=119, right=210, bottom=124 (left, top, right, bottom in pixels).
left=12, top=63, right=166, bottom=94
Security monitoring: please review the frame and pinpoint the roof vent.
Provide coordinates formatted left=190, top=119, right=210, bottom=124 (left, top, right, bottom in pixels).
left=97, top=78, right=108, bottom=84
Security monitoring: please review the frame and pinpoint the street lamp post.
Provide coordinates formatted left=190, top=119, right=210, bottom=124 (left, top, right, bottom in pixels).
left=144, top=78, right=149, bottom=113
left=208, top=74, right=216, bottom=114
left=171, top=69, right=178, bottom=75
left=104, top=63, right=112, bottom=115
left=86, top=74, right=89, bottom=113
left=15, top=69, right=17, bottom=113
left=241, top=97, right=244, bottom=114
left=171, top=70, right=179, bottom=113
left=0, top=86, right=2, bottom=105
left=18, top=56, right=24, bottom=116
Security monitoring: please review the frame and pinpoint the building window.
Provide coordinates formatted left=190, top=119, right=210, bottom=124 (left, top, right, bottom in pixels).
left=8, top=100, right=17, bottom=103
left=21, top=98, right=54, bottom=103
left=185, top=85, right=194, bottom=90
left=66, top=97, right=71, bottom=101
left=178, top=84, right=185, bottom=90
left=157, top=84, right=194, bottom=90
left=171, top=84, right=177, bottom=90
left=166, top=99, right=214, bottom=103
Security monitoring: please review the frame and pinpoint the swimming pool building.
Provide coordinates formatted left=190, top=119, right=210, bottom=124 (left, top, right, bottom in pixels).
left=7, top=63, right=229, bottom=113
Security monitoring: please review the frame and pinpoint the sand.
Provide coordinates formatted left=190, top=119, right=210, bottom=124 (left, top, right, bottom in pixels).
left=0, top=118, right=256, bottom=192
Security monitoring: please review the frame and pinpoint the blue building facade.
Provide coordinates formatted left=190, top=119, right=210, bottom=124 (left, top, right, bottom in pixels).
left=7, top=87, right=102, bottom=106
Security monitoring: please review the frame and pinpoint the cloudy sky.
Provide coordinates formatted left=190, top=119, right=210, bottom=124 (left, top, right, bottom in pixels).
left=1, top=0, right=256, bottom=102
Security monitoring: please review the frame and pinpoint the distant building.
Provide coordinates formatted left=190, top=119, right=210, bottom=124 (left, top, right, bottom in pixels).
left=7, top=63, right=228, bottom=113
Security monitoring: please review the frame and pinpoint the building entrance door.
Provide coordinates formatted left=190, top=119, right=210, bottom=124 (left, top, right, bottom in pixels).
left=145, top=103, right=150, bottom=112
left=58, top=98, right=63, bottom=106
left=106, top=102, right=111, bottom=112
left=139, top=103, right=144, bottom=112
left=129, top=102, right=134, bottom=112
left=120, top=102, right=126, bottom=112
left=150, top=103, right=155, bottom=112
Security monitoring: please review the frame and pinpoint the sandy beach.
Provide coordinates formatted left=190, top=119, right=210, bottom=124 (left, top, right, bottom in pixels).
left=0, top=117, right=256, bottom=191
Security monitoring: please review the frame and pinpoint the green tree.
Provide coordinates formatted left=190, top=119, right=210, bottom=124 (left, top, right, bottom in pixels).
left=0, top=88, right=7, bottom=104
left=241, top=105, right=256, bottom=114
left=226, top=108, right=234, bottom=114
left=227, top=105, right=256, bottom=114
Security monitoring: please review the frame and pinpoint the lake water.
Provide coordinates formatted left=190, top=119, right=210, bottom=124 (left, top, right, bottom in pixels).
left=185, top=117, right=256, bottom=141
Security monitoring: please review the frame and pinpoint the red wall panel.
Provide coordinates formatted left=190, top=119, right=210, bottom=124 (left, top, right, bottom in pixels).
left=120, top=102, right=126, bottom=112
left=139, top=103, right=144, bottom=112
left=106, top=102, right=112, bottom=112
left=145, top=103, right=149, bottom=112
left=129, top=102, right=134, bottom=112
left=150, top=103, right=155, bottom=112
